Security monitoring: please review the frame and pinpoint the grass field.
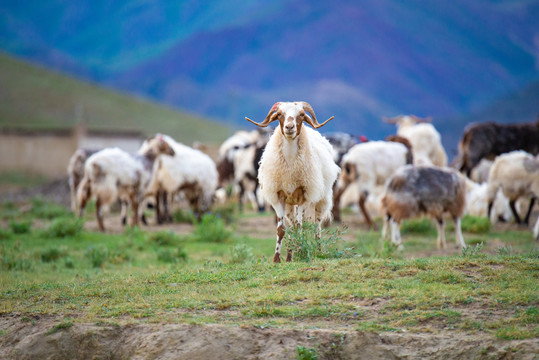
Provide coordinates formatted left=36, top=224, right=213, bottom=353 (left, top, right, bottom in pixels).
left=1, top=198, right=537, bottom=348
left=0, top=52, right=232, bottom=145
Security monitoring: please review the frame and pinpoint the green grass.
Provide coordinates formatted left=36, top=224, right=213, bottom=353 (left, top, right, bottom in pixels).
left=0, top=52, right=232, bottom=144
left=0, top=200, right=537, bottom=339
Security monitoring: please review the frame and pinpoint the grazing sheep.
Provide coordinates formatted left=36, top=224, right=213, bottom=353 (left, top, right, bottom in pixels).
left=487, top=151, right=539, bottom=226
left=67, top=148, right=98, bottom=213
left=384, top=115, right=448, bottom=167
left=458, top=118, right=539, bottom=177
left=464, top=178, right=514, bottom=222
left=145, top=134, right=218, bottom=222
left=333, top=140, right=412, bottom=226
left=246, top=101, right=340, bottom=263
left=77, top=136, right=175, bottom=232
left=324, top=132, right=359, bottom=164
left=381, top=165, right=467, bottom=249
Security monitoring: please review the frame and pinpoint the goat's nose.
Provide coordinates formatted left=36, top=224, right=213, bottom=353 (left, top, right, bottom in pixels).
left=285, top=123, right=294, bottom=130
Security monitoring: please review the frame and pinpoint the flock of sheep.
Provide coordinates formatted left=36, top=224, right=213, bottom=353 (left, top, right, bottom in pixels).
left=67, top=101, right=539, bottom=263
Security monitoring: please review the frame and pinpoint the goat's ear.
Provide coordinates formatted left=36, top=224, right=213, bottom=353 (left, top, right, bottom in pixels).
left=245, top=102, right=281, bottom=127
left=301, top=102, right=334, bottom=129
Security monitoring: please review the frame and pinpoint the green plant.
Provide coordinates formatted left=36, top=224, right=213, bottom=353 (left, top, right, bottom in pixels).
left=0, top=227, right=12, bottom=240
left=462, top=242, right=484, bottom=257
left=148, top=230, right=182, bottom=247
left=156, top=247, right=188, bottom=263
left=29, top=198, right=71, bottom=219
left=46, top=320, right=73, bottom=335
left=43, top=217, right=84, bottom=238
left=191, top=214, right=232, bottom=243
left=9, top=219, right=32, bottom=234
left=286, top=223, right=351, bottom=262
left=85, top=244, right=109, bottom=268
left=228, top=243, right=254, bottom=264
left=172, top=209, right=196, bottom=224
left=297, top=345, right=318, bottom=360
left=40, top=246, right=66, bottom=262
left=400, top=218, right=434, bottom=235
left=461, top=215, right=490, bottom=234
left=212, top=203, right=237, bottom=225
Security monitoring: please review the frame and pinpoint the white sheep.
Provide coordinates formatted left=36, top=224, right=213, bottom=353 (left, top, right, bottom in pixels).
left=381, top=165, right=467, bottom=249
left=487, top=151, right=539, bottom=226
left=145, top=134, right=218, bottom=221
left=333, top=140, right=412, bottom=226
left=464, top=178, right=515, bottom=222
left=77, top=136, right=174, bottom=231
left=67, top=148, right=97, bottom=213
left=246, top=101, right=340, bottom=263
left=384, top=115, right=448, bottom=167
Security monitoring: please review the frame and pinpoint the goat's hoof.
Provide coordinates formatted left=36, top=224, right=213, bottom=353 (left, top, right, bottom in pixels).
left=273, top=253, right=281, bottom=263
left=141, top=215, right=148, bottom=226
left=121, top=217, right=127, bottom=226
left=286, top=252, right=292, bottom=262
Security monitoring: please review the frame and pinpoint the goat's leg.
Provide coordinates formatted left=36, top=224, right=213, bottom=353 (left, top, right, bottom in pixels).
left=382, top=214, right=390, bottom=240
left=120, top=200, right=128, bottom=226
left=435, top=217, right=446, bottom=249
left=238, top=181, right=245, bottom=213
left=389, top=218, right=402, bottom=248
left=509, top=199, right=522, bottom=224
left=273, top=202, right=286, bottom=263
left=453, top=216, right=466, bottom=249
left=96, top=197, right=105, bottom=232
left=130, top=194, right=139, bottom=227
left=359, top=191, right=374, bottom=229
left=332, top=182, right=348, bottom=223
left=523, top=197, right=535, bottom=225
left=284, top=205, right=297, bottom=262
left=162, top=191, right=172, bottom=222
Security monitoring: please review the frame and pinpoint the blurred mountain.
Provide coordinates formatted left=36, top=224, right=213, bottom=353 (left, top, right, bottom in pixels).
left=1, top=0, right=538, bottom=150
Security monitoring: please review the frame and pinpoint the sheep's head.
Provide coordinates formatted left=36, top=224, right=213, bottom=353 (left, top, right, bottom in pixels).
left=245, top=102, right=334, bottom=140
left=140, top=134, right=175, bottom=158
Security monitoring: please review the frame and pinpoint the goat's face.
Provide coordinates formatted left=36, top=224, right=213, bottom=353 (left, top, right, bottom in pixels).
left=141, top=135, right=175, bottom=158
left=245, top=101, right=334, bottom=138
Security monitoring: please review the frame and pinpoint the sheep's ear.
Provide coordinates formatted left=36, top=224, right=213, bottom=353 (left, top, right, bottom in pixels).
left=301, top=102, right=334, bottom=129
left=245, top=103, right=281, bottom=127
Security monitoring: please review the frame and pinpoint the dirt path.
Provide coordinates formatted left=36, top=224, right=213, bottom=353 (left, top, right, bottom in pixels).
left=1, top=315, right=536, bottom=360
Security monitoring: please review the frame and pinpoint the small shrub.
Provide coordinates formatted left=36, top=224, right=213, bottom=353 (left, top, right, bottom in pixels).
left=64, top=256, right=75, bottom=269
left=462, top=242, right=484, bottom=257
left=191, top=214, right=232, bottom=243
left=228, top=243, right=254, bottom=264
left=297, top=345, right=318, bottom=360
left=40, top=246, right=66, bottom=262
left=497, top=245, right=513, bottom=256
left=43, top=217, right=84, bottom=238
left=1, top=244, right=33, bottom=271
left=461, top=215, right=490, bottom=234
left=172, top=209, right=196, bottom=224
left=85, top=245, right=109, bottom=268
left=148, top=230, right=182, bottom=247
left=9, top=219, right=32, bottom=234
left=212, top=203, right=237, bottom=225
left=156, top=247, right=188, bottom=263
left=286, top=223, right=351, bottom=262
left=400, top=218, right=434, bottom=235
left=46, top=320, right=73, bottom=335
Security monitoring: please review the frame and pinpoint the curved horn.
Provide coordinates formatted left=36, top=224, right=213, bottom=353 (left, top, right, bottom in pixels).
left=410, top=115, right=433, bottom=123
left=382, top=116, right=402, bottom=124
left=301, top=101, right=334, bottom=129
left=245, top=102, right=281, bottom=127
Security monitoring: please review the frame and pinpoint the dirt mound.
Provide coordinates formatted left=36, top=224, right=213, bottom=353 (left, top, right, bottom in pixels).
left=1, top=316, right=536, bottom=360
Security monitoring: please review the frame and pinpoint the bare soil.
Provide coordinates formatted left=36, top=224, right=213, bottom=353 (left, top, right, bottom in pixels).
left=1, top=315, right=537, bottom=360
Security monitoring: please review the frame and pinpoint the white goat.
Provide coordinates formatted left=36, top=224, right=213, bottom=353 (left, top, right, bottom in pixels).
left=333, top=140, right=412, bottom=226
left=77, top=136, right=174, bottom=231
left=487, top=151, right=539, bottom=226
left=382, top=165, right=467, bottom=249
left=246, top=101, right=340, bottom=263
left=464, top=178, right=514, bottom=222
left=145, top=134, right=218, bottom=221
left=384, top=115, right=447, bottom=167
left=67, top=148, right=98, bottom=213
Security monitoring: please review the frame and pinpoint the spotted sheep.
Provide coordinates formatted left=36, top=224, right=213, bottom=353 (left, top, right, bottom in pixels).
left=381, top=165, right=467, bottom=250
left=246, top=101, right=340, bottom=263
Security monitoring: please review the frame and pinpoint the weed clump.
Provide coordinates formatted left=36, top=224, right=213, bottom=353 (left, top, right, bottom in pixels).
left=461, top=215, right=490, bottom=234
left=0, top=227, right=12, bottom=240
left=9, top=219, right=32, bottom=234
left=191, top=214, right=232, bottom=243
left=85, top=245, right=109, bottom=268
left=29, top=198, right=71, bottom=219
left=148, top=230, right=182, bottom=246
left=156, top=247, right=188, bottom=263
left=228, top=243, right=254, bottom=264
left=286, top=222, right=351, bottom=262
left=43, top=217, right=84, bottom=238
left=297, top=345, right=318, bottom=360
left=400, top=218, right=434, bottom=235
left=40, top=246, right=67, bottom=262
left=172, top=209, right=196, bottom=224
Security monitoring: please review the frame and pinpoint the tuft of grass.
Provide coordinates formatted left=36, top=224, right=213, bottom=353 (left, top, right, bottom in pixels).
left=172, top=209, right=196, bottom=224
left=84, top=244, right=109, bottom=268
left=296, top=345, right=318, bottom=360
left=9, top=219, right=32, bottom=234
left=400, top=218, right=434, bottom=235
left=461, top=215, right=490, bottom=234
left=191, top=214, right=232, bottom=243
left=228, top=243, right=254, bottom=264
left=46, top=320, right=73, bottom=335
left=212, top=203, right=237, bottom=225
left=156, top=247, right=188, bottom=263
left=286, top=223, right=352, bottom=262
left=0, top=227, right=12, bottom=240
left=148, top=230, right=183, bottom=247
left=462, top=242, right=484, bottom=257
left=29, top=198, right=72, bottom=219
left=42, top=217, right=84, bottom=238
left=40, top=246, right=67, bottom=262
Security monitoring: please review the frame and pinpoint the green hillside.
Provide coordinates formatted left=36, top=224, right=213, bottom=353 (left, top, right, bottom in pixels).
left=0, top=52, right=232, bottom=144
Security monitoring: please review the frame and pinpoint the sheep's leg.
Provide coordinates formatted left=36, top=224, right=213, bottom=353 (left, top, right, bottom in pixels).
left=487, top=200, right=494, bottom=221
left=382, top=214, right=390, bottom=240
left=533, top=215, right=539, bottom=241
left=155, top=190, right=163, bottom=224
left=389, top=218, right=402, bottom=248
left=130, top=194, right=139, bottom=227
left=238, top=181, right=245, bottom=213
left=453, top=216, right=466, bottom=249
left=359, top=191, right=374, bottom=229
left=120, top=200, right=128, bottom=226
left=284, top=205, right=298, bottom=262
left=96, top=197, right=105, bottom=232
left=162, top=190, right=172, bottom=222
left=509, top=199, right=522, bottom=224
left=332, top=182, right=348, bottom=223
left=435, top=218, right=446, bottom=249
left=273, top=202, right=286, bottom=263
left=522, top=197, right=535, bottom=225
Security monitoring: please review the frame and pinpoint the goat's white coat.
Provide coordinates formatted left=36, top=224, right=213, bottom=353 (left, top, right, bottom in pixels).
left=395, top=116, right=447, bottom=167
